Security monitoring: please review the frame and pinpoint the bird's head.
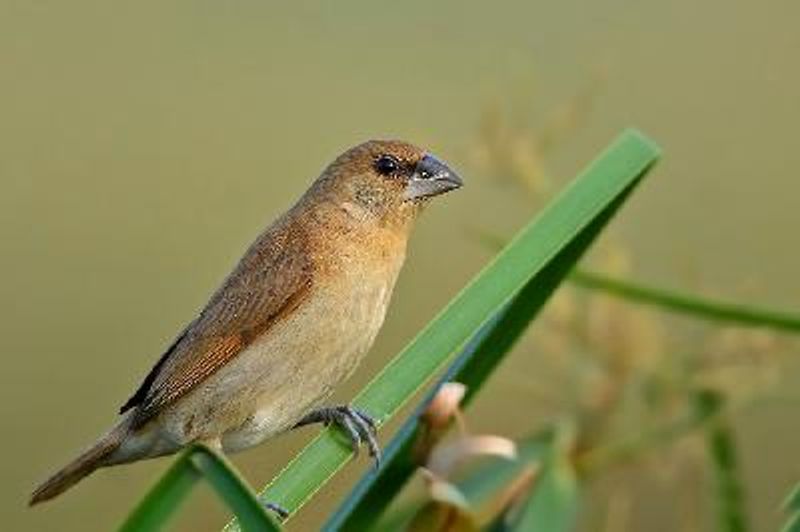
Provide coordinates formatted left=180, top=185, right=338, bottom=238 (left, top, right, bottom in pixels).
left=312, top=140, right=463, bottom=226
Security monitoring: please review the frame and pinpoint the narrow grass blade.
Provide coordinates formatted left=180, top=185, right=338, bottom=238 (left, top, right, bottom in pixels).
left=121, top=452, right=201, bottom=532
left=122, top=445, right=281, bottom=532
left=326, top=137, right=651, bottom=530
left=570, top=270, right=800, bottom=333
left=325, top=318, right=505, bottom=532
left=697, top=392, right=749, bottom=532
left=326, top=311, right=523, bottom=531
left=783, top=514, right=800, bottom=532
left=781, top=483, right=800, bottom=532
left=190, top=448, right=282, bottom=532
left=225, top=129, right=660, bottom=530
left=477, top=232, right=800, bottom=333
left=785, top=483, right=800, bottom=514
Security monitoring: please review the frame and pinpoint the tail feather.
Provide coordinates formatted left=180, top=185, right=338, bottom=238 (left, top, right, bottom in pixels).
left=30, top=418, right=130, bottom=506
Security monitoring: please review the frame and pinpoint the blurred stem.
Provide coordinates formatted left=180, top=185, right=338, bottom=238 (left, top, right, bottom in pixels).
left=474, top=230, right=800, bottom=333
left=570, top=270, right=800, bottom=333
left=323, top=130, right=660, bottom=531
left=698, top=392, right=749, bottom=532
left=577, top=389, right=722, bottom=476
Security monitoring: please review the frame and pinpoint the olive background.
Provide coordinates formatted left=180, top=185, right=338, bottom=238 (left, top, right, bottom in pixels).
left=2, top=1, right=799, bottom=530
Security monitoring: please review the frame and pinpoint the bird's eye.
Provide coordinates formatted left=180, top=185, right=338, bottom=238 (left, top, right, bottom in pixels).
left=374, top=155, right=400, bottom=176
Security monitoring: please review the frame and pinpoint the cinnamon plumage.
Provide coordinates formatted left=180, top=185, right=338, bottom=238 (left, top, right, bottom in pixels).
left=30, top=139, right=462, bottom=505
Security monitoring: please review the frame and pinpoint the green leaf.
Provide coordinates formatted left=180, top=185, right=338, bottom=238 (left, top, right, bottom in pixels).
left=224, top=128, right=660, bottom=531
left=326, top=307, right=538, bottom=531
left=455, top=433, right=553, bottom=530
left=570, top=270, right=800, bottom=333
left=473, top=424, right=579, bottom=532
left=509, top=439, right=579, bottom=532
left=696, top=392, right=749, bottom=532
left=475, top=236, right=800, bottom=334
left=121, top=451, right=201, bottom=532
left=456, top=433, right=553, bottom=514
left=190, top=450, right=282, bottom=532
left=326, top=137, right=651, bottom=529
left=372, top=433, right=553, bottom=531
left=122, top=445, right=281, bottom=532
left=784, top=483, right=800, bottom=513
left=324, top=129, right=658, bottom=531
left=782, top=483, right=800, bottom=532
left=783, top=514, right=800, bottom=532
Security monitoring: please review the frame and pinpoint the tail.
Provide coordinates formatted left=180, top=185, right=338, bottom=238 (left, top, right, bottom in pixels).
left=29, top=417, right=131, bottom=506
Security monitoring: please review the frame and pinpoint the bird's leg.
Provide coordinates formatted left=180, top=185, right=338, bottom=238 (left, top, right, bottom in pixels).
left=294, top=405, right=381, bottom=468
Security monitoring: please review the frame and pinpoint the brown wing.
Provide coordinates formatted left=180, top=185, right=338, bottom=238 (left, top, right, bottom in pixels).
left=121, top=221, right=313, bottom=428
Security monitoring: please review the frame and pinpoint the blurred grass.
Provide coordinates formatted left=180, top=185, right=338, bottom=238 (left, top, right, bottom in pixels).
left=782, top=483, right=800, bottom=532
left=121, top=112, right=797, bottom=531
left=325, top=131, right=658, bottom=530
left=510, top=425, right=579, bottom=532
left=475, top=230, right=800, bottom=334
left=570, top=270, right=800, bottom=333
left=7, top=3, right=800, bottom=531
left=699, top=393, right=748, bottom=532
left=221, top=130, right=659, bottom=530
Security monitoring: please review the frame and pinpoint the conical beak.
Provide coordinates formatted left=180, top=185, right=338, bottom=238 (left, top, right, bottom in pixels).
left=403, top=154, right=463, bottom=201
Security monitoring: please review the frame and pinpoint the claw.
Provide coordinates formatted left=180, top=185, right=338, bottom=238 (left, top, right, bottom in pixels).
left=344, top=407, right=381, bottom=467
left=353, top=408, right=378, bottom=431
left=263, top=502, right=289, bottom=520
left=338, top=412, right=362, bottom=455
left=294, top=405, right=382, bottom=469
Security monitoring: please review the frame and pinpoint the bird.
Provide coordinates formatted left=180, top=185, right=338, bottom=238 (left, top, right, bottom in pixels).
left=29, top=139, right=462, bottom=506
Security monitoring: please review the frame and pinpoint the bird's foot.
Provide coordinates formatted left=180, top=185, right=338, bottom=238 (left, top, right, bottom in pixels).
left=262, top=501, right=289, bottom=520
left=295, top=405, right=381, bottom=468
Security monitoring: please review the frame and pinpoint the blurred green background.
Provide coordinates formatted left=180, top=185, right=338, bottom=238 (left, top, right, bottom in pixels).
left=2, top=1, right=799, bottom=530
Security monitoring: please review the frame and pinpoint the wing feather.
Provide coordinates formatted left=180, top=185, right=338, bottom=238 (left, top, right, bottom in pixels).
left=121, top=221, right=314, bottom=428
